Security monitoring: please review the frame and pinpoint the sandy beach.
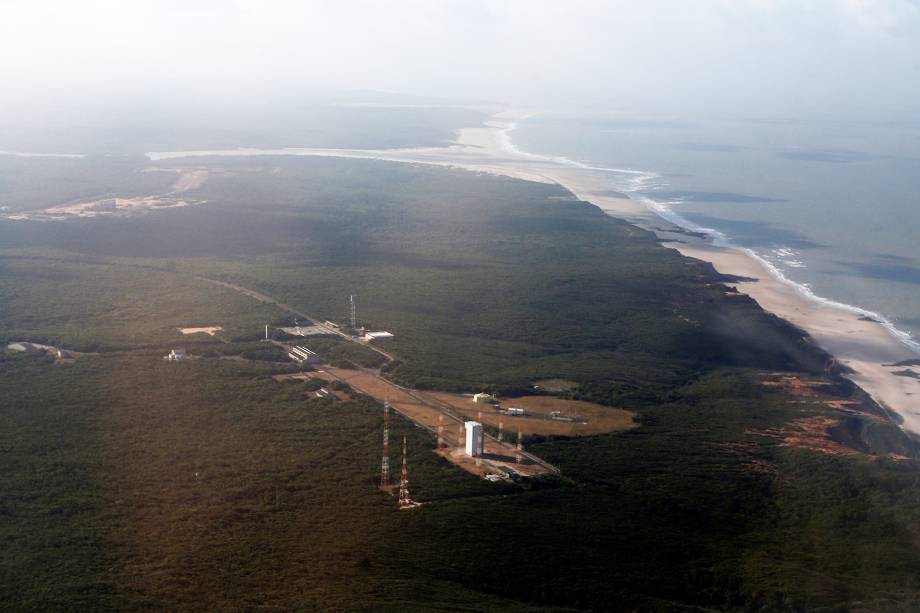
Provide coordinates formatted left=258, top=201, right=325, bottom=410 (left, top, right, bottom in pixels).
left=147, top=112, right=920, bottom=436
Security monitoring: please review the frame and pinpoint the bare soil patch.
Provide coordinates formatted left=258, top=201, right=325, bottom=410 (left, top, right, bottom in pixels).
left=533, top=379, right=578, bottom=392
left=310, top=367, right=557, bottom=478
left=171, top=169, right=209, bottom=193
left=426, top=393, right=637, bottom=437
left=750, top=416, right=866, bottom=457
left=178, top=326, right=223, bottom=336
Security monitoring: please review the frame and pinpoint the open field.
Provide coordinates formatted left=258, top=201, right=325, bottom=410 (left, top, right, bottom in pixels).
left=427, top=392, right=638, bottom=437
left=313, top=366, right=558, bottom=478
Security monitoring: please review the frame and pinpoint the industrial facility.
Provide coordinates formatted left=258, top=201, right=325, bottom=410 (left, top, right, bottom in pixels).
left=288, top=345, right=320, bottom=365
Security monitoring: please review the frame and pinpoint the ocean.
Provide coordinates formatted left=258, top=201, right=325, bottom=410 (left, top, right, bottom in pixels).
left=511, top=113, right=920, bottom=353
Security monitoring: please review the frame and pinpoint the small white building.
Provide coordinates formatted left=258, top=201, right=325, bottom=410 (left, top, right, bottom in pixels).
left=288, top=345, right=320, bottom=365
left=166, top=349, right=186, bottom=361
left=363, top=331, right=394, bottom=341
left=465, top=421, right=483, bottom=457
left=472, top=392, right=494, bottom=404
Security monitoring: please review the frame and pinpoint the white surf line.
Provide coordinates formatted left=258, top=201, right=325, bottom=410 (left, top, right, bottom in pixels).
left=145, top=115, right=920, bottom=359
left=494, top=118, right=920, bottom=358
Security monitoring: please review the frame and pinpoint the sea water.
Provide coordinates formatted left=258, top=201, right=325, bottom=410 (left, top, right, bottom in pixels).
left=512, top=114, right=920, bottom=350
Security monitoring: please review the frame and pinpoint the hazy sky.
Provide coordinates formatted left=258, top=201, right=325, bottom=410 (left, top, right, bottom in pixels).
left=2, top=0, right=920, bottom=118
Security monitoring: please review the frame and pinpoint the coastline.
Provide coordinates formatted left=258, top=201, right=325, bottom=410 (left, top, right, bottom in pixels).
left=145, top=111, right=920, bottom=436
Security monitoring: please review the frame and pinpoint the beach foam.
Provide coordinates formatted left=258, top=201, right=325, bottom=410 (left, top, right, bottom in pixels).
left=143, top=111, right=920, bottom=432
left=493, top=119, right=920, bottom=358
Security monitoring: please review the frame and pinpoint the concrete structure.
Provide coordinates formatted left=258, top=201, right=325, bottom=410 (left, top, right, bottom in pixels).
left=166, top=349, right=186, bottom=361
left=280, top=325, right=327, bottom=337
left=288, top=345, right=320, bottom=365
left=472, top=392, right=494, bottom=404
left=465, top=421, right=484, bottom=457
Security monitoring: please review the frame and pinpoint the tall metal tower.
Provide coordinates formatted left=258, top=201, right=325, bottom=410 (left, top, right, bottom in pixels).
left=380, top=402, right=390, bottom=489
left=516, top=430, right=523, bottom=463
left=437, top=415, right=445, bottom=449
left=498, top=421, right=504, bottom=443
left=398, top=434, right=413, bottom=508
left=349, top=294, right=357, bottom=330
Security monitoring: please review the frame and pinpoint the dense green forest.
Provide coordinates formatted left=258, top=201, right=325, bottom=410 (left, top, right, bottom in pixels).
left=3, top=157, right=920, bottom=610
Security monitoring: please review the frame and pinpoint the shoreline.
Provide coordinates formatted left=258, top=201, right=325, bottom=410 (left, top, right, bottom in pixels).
left=144, top=112, right=920, bottom=435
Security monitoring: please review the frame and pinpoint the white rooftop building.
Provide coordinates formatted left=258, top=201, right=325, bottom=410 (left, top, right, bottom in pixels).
left=472, top=392, right=494, bottom=404
left=166, top=349, right=186, bottom=361
left=465, top=421, right=483, bottom=457
left=363, top=331, right=394, bottom=341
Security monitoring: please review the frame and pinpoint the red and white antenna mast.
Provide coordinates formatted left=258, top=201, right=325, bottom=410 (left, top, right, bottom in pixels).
left=349, top=294, right=357, bottom=330
left=398, top=434, right=418, bottom=509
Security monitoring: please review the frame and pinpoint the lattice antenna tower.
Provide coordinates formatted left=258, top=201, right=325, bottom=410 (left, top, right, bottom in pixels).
left=349, top=295, right=357, bottom=330
left=380, top=402, right=390, bottom=488
left=398, top=434, right=413, bottom=508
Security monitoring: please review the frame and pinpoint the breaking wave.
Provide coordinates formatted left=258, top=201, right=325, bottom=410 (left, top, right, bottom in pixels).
left=497, top=118, right=920, bottom=355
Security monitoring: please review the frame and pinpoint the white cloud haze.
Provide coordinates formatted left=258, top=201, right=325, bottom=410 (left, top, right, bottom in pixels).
left=1, top=0, right=920, bottom=117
